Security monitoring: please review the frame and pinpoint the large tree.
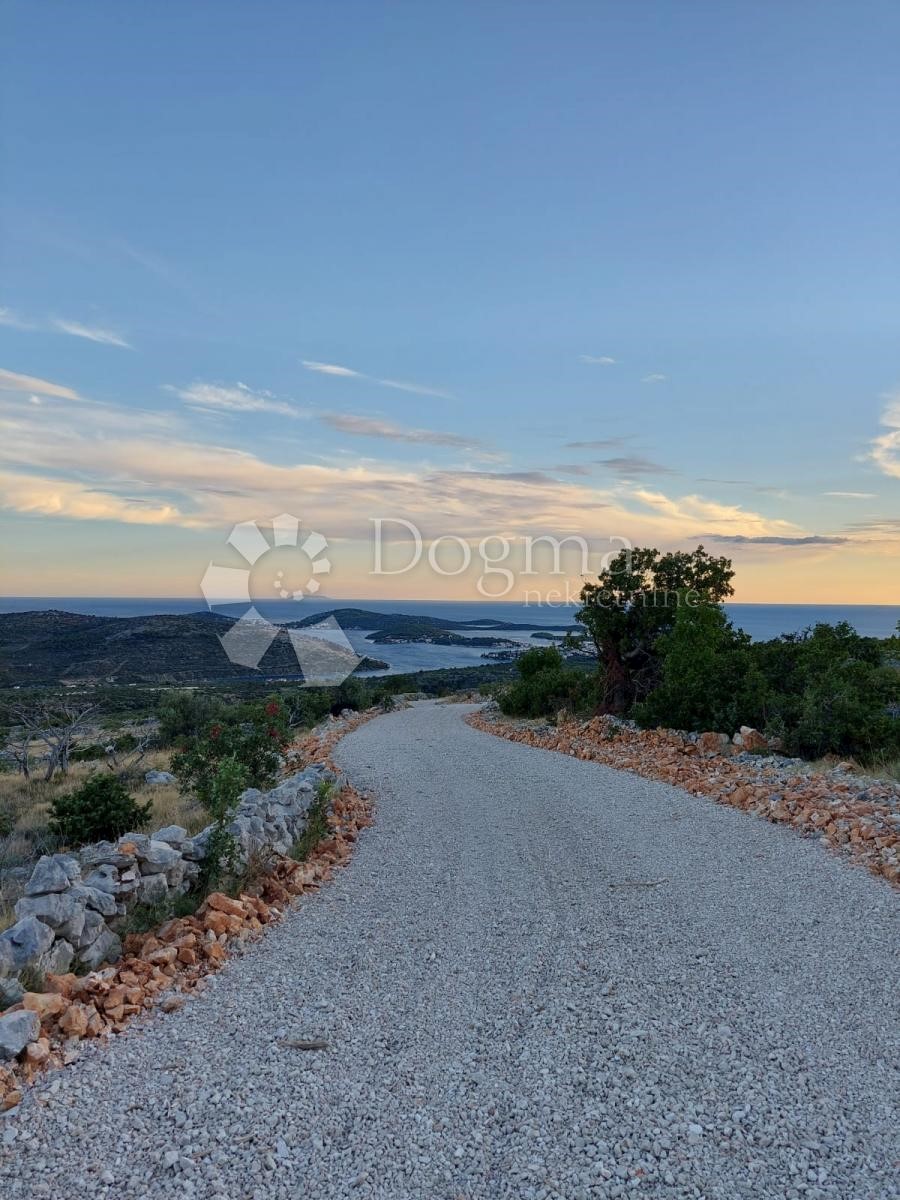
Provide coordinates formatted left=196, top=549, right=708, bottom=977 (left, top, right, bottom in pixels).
left=576, top=544, right=735, bottom=712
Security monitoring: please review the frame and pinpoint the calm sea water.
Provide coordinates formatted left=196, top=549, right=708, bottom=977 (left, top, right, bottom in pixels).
left=1, top=597, right=896, bottom=676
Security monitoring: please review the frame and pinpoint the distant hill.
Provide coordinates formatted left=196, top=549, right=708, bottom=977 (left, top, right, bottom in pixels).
left=0, top=610, right=386, bottom=685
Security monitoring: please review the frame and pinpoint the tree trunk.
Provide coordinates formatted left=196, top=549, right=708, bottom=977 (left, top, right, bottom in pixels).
left=602, top=638, right=630, bottom=714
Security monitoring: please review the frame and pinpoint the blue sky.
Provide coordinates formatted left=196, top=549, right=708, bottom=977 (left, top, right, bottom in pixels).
left=1, top=1, right=898, bottom=602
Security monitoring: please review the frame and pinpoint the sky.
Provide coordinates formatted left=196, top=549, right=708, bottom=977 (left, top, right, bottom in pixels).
left=1, top=1, right=898, bottom=605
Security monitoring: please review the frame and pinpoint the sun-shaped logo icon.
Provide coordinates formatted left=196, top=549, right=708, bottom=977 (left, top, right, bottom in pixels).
left=200, top=513, right=362, bottom=684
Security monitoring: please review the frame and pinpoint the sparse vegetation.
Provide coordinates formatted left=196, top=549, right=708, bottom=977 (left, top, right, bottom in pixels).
left=291, top=780, right=334, bottom=862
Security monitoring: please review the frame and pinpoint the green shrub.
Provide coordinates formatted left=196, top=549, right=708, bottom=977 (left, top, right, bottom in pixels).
left=48, top=773, right=152, bottom=846
left=157, top=690, right=225, bottom=748
left=194, top=755, right=247, bottom=895
left=634, top=614, right=899, bottom=761
left=172, top=696, right=289, bottom=810
left=758, top=623, right=899, bottom=760
left=498, top=647, right=600, bottom=719
left=633, top=602, right=765, bottom=733
left=330, top=678, right=365, bottom=714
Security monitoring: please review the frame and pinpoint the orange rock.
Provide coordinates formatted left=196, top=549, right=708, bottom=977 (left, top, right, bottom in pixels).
left=24, top=1037, right=51, bottom=1066
left=58, top=1002, right=92, bottom=1039
left=43, top=973, right=78, bottom=997
left=1, top=1091, right=22, bottom=1112
left=22, top=991, right=68, bottom=1020
left=203, top=911, right=229, bottom=936
left=205, top=892, right=246, bottom=918
left=146, top=946, right=178, bottom=966
left=204, top=941, right=226, bottom=964
left=177, top=947, right=198, bottom=966
left=86, top=1010, right=107, bottom=1038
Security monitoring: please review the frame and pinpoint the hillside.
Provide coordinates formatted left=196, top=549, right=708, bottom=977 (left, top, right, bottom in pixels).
left=0, top=610, right=386, bottom=685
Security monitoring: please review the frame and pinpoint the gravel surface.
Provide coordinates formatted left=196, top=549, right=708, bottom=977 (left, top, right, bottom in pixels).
left=2, top=701, right=898, bottom=1199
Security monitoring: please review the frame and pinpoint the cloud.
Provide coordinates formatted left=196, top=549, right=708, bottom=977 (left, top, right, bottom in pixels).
left=53, top=320, right=132, bottom=349
left=869, top=392, right=900, bottom=479
left=564, top=438, right=629, bottom=450
left=0, top=390, right=843, bottom=571
left=301, top=360, right=361, bottom=378
left=302, top=359, right=451, bottom=399
left=579, top=355, right=616, bottom=365
left=595, top=456, right=677, bottom=477
left=0, top=367, right=80, bottom=400
left=703, top=534, right=849, bottom=546
left=0, top=307, right=35, bottom=331
left=169, top=381, right=308, bottom=419
left=824, top=491, right=876, bottom=499
left=319, top=412, right=479, bottom=448
left=0, top=470, right=181, bottom=526
left=697, top=477, right=754, bottom=486
left=641, top=374, right=667, bottom=384
left=547, top=463, right=594, bottom=477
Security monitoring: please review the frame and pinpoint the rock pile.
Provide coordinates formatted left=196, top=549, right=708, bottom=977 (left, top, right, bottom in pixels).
left=469, top=710, right=900, bottom=887
left=0, top=777, right=373, bottom=1111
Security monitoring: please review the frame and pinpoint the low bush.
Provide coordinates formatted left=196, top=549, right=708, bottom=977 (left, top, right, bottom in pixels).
left=498, top=647, right=601, bottom=719
left=157, top=690, right=225, bottom=748
left=172, top=696, right=289, bottom=810
left=48, top=773, right=152, bottom=846
left=633, top=614, right=899, bottom=762
left=194, top=755, right=247, bottom=895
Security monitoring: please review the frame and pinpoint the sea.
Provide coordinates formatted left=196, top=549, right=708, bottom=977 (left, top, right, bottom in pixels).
left=2, top=597, right=897, bottom=677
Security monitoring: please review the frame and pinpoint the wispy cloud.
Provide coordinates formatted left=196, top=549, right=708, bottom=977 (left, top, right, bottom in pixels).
left=595, top=455, right=677, bottom=477
left=319, top=412, right=479, bottom=448
left=824, top=491, right=876, bottom=499
left=563, top=438, right=629, bottom=450
left=301, top=360, right=361, bottom=378
left=52, top=319, right=132, bottom=349
left=547, top=463, right=594, bottom=477
left=579, top=354, right=616, bottom=365
left=697, top=477, right=754, bottom=486
left=168, top=381, right=308, bottom=419
left=869, top=391, right=900, bottom=479
left=302, top=359, right=451, bottom=399
left=0, top=367, right=80, bottom=400
left=704, top=534, right=849, bottom=546
left=641, top=373, right=667, bottom=384
left=0, top=307, right=36, bottom=331
left=0, top=306, right=131, bottom=346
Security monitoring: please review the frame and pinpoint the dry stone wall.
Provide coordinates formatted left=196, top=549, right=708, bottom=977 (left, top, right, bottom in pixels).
left=0, top=762, right=334, bottom=1000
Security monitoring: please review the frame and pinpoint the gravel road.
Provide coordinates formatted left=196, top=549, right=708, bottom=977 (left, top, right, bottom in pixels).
left=2, top=701, right=898, bottom=1200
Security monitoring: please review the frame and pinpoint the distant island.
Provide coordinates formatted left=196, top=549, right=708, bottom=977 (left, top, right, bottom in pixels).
left=288, top=607, right=581, bottom=643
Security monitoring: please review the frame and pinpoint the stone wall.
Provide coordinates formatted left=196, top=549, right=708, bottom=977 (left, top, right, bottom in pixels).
left=0, top=762, right=334, bottom=999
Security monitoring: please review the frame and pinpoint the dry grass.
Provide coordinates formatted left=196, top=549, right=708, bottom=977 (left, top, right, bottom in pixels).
left=0, top=750, right=206, bottom=929
left=805, top=752, right=900, bottom=786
